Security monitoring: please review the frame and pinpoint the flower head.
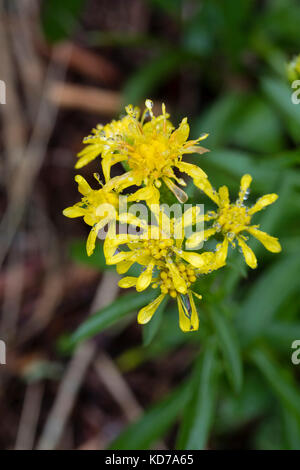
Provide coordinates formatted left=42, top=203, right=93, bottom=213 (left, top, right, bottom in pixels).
left=77, top=100, right=209, bottom=204
left=63, top=175, right=118, bottom=256
left=104, top=207, right=221, bottom=331
left=190, top=174, right=281, bottom=268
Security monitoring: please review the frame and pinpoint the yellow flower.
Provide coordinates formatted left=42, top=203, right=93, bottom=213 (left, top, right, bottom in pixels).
left=63, top=175, right=118, bottom=256
left=75, top=114, right=134, bottom=170
left=191, top=174, right=281, bottom=269
left=104, top=207, right=221, bottom=331
left=78, top=99, right=209, bottom=204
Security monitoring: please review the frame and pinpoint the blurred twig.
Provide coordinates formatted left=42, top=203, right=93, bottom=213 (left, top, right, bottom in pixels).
left=47, top=82, right=122, bottom=115
left=8, top=0, right=44, bottom=123
left=0, top=45, right=71, bottom=267
left=36, top=272, right=120, bottom=450
left=94, top=352, right=143, bottom=423
left=15, top=382, right=44, bottom=450
left=42, top=41, right=121, bottom=85
left=0, top=4, right=27, bottom=187
left=0, top=244, right=24, bottom=341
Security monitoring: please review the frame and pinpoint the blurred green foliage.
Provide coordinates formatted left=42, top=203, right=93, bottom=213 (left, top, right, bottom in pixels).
left=49, top=0, right=300, bottom=450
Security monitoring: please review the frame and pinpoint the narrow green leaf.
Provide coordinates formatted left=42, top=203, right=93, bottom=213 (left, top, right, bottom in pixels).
left=250, top=348, right=300, bottom=419
left=216, top=370, right=272, bottom=434
left=60, top=290, right=157, bottom=352
left=109, top=381, right=192, bottom=450
left=282, top=407, right=300, bottom=450
left=261, top=77, right=300, bottom=143
left=236, top=255, right=300, bottom=344
left=176, top=339, right=218, bottom=450
left=193, top=92, right=242, bottom=149
left=210, top=308, right=243, bottom=393
left=265, top=322, right=300, bottom=353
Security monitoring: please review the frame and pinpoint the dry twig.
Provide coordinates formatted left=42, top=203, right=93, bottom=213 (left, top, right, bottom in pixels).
left=36, top=272, right=119, bottom=450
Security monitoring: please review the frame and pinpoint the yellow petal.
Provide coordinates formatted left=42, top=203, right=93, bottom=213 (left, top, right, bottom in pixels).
left=173, top=206, right=202, bottom=240
left=247, top=227, right=282, bottom=253
left=118, top=212, right=147, bottom=229
left=195, top=178, right=219, bottom=205
left=185, top=228, right=216, bottom=250
left=118, top=277, right=137, bottom=288
left=104, top=171, right=137, bottom=192
left=102, top=154, right=127, bottom=183
left=176, top=161, right=207, bottom=181
left=163, top=177, right=188, bottom=203
left=127, top=186, right=157, bottom=203
left=75, top=175, right=92, bottom=195
left=174, top=249, right=205, bottom=268
left=183, top=145, right=209, bottom=155
left=86, top=222, right=103, bottom=256
left=188, top=291, right=200, bottom=331
left=136, top=264, right=154, bottom=292
left=167, top=261, right=187, bottom=294
left=63, top=205, right=86, bottom=218
left=107, top=251, right=133, bottom=265
left=248, top=194, right=278, bottom=215
left=216, top=238, right=228, bottom=267
left=75, top=144, right=102, bottom=169
left=238, top=174, right=252, bottom=202
left=116, top=260, right=134, bottom=274
left=237, top=237, right=257, bottom=269
left=218, top=186, right=230, bottom=207
left=137, top=294, right=166, bottom=324
left=177, top=293, right=199, bottom=332
left=181, top=206, right=202, bottom=228
left=169, top=118, right=189, bottom=145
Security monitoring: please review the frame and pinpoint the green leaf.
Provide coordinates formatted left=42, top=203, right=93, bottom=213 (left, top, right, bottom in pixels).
left=236, top=255, right=300, bottom=345
left=41, top=0, right=86, bottom=43
left=109, top=381, right=192, bottom=450
left=282, top=407, right=300, bottom=450
left=265, top=322, right=300, bottom=354
left=217, top=370, right=272, bottom=434
left=193, top=92, right=242, bottom=149
left=200, top=148, right=280, bottom=193
left=210, top=308, right=243, bottom=393
left=60, top=290, right=157, bottom=352
left=261, top=77, right=300, bottom=143
left=143, top=296, right=168, bottom=347
left=176, top=339, right=218, bottom=450
left=230, top=96, right=284, bottom=153
left=250, top=348, right=300, bottom=419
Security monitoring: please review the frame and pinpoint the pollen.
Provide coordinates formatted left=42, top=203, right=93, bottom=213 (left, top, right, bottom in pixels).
left=143, top=238, right=174, bottom=260
left=216, top=204, right=251, bottom=236
left=159, top=263, right=197, bottom=296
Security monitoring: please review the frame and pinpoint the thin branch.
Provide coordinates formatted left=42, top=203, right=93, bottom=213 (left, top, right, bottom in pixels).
left=36, top=272, right=120, bottom=450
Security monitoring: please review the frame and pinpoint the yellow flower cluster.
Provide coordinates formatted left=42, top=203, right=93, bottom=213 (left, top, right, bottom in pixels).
left=63, top=100, right=281, bottom=332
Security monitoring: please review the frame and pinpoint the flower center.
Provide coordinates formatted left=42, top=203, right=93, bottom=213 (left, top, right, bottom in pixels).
left=216, top=204, right=251, bottom=236
left=142, top=238, right=174, bottom=260
left=127, top=135, right=176, bottom=180
left=158, top=263, right=197, bottom=297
